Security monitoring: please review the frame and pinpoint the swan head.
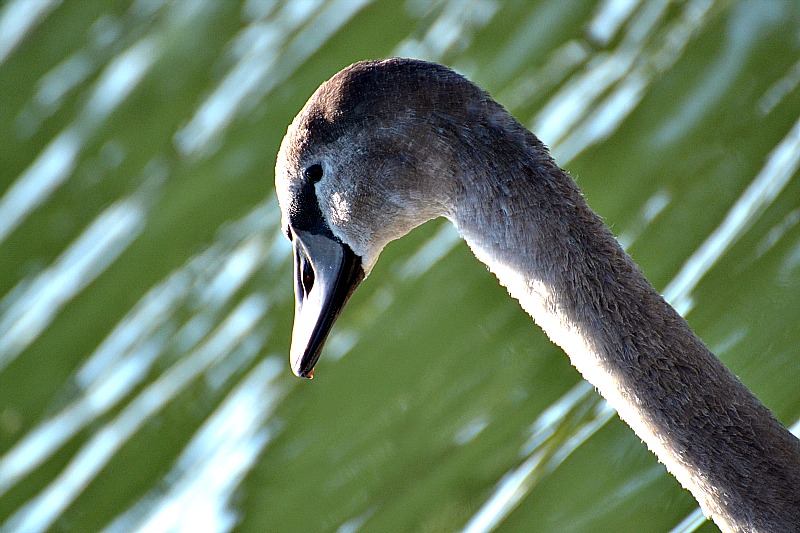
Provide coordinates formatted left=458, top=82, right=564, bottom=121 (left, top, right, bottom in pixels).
left=275, top=58, right=483, bottom=377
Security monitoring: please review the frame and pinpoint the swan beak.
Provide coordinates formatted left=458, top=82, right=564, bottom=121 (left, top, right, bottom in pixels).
left=290, top=228, right=364, bottom=378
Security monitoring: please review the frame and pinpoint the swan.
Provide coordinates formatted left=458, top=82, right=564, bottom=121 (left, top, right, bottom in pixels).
left=274, top=58, right=800, bottom=532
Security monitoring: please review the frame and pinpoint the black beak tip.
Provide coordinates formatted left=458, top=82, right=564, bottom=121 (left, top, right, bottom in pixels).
left=293, top=364, right=314, bottom=379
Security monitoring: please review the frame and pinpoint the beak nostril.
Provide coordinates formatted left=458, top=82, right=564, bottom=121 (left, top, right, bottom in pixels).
left=302, top=259, right=315, bottom=295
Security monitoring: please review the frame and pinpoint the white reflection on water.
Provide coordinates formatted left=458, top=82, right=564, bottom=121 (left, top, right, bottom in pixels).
left=393, top=223, right=461, bottom=281
left=498, top=41, right=589, bottom=112
left=453, top=415, right=489, bottom=446
left=587, top=0, right=639, bottom=46
left=0, top=198, right=145, bottom=370
left=756, top=208, right=800, bottom=260
left=759, top=58, right=800, bottom=115
left=2, top=296, right=269, bottom=533
left=84, top=38, right=158, bottom=124
left=397, top=0, right=498, bottom=60
left=335, top=508, right=375, bottom=533
left=0, top=36, right=159, bottom=244
left=0, top=0, right=61, bottom=65
left=102, top=356, right=286, bottom=533
left=539, top=0, right=715, bottom=164
left=0, top=129, right=81, bottom=243
left=663, top=113, right=800, bottom=315
left=669, top=508, right=708, bottom=533
left=656, top=1, right=785, bottom=147
left=32, top=53, right=94, bottom=117
left=175, top=0, right=372, bottom=156
left=617, top=190, right=671, bottom=250
left=0, top=336, right=165, bottom=497
left=0, top=239, right=260, bottom=495
left=463, top=382, right=616, bottom=533
left=531, top=0, right=671, bottom=151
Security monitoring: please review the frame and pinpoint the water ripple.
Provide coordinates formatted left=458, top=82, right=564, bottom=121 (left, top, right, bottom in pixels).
left=1, top=296, right=269, bottom=533
left=102, top=356, right=286, bottom=533
left=663, top=113, right=800, bottom=314
left=0, top=0, right=61, bottom=65
left=0, top=198, right=145, bottom=370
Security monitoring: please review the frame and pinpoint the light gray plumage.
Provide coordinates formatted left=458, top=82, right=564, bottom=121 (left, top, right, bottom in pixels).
left=275, top=58, right=800, bottom=532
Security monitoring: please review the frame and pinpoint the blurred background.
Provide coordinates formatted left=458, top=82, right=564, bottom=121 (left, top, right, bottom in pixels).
left=1, top=0, right=799, bottom=531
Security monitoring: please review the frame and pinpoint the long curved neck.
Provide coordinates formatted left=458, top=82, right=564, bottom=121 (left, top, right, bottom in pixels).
left=450, top=124, right=800, bottom=532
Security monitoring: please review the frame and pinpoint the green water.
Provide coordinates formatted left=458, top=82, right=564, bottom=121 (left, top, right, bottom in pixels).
left=1, top=1, right=799, bottom=532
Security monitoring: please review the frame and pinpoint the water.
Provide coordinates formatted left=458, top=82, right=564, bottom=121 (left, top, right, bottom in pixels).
left=1, top=1, right=799, bottom=532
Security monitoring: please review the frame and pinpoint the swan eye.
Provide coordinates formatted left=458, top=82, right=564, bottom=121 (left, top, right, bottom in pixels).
left=304, top=164, right=323, bottom=183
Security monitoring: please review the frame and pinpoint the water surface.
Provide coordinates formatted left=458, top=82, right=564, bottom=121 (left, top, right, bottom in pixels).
left=1, top=1, right=799, bottom=532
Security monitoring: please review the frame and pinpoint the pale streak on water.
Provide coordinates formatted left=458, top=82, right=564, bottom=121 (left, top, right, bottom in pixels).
left=663, top=114, right=800, bottom=315
left=393, top=223, right=461, bottom=281
left=587, top=0, right=639, bottom=46
left=532, top=0, right=661, bottom=152
left=462, top=381, right=614, bottom=533
left=174, top=0, right=373, bottom=156
left=759, top=57, right=800, bottom=116
left=617, top=190, right=671, bottom=250
left=0, top=37, right=158, bottom=244
left=28, top=52, right=94, bottom=125
left=0, top=0, right=62, bottom=65
left=101, top=356, right=287, bottom=533
left=396, top=0, right=498, bottom=60
left=0, top=197, right=146, bottom=370
left=539, top=0, right=715, bottom=164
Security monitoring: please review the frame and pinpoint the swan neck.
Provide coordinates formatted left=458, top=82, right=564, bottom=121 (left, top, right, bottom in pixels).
left=449, top=132, right=800, bottom=533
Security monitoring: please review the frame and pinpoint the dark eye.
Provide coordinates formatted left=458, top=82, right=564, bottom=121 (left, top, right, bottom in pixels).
left=304, top=164, right=323, bottom=183
left=284, top=225, right=292, bottom=241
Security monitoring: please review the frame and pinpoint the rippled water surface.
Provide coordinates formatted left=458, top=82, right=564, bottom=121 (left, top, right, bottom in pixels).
left=1, top=1, right=799, bottom=532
